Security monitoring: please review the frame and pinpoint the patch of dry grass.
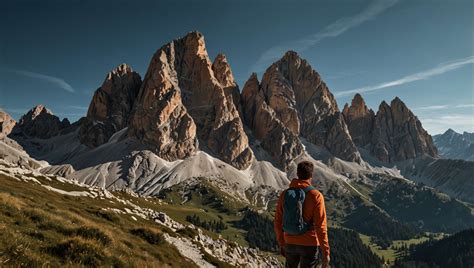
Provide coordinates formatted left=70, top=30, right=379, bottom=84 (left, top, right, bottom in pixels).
left=0, top=173, right=196, bottom=267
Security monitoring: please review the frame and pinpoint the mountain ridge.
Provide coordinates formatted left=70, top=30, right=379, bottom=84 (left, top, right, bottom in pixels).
left=433, top=128, right=474, bottom=161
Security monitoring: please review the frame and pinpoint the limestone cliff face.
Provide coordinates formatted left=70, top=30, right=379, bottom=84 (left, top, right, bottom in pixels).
left=12, top=105, right=70, bottom=139
left=342, top=93, right=375, bottom=147
left=343, top=94, right=438, bottom=162
left=127, top=39, right=198, bottom=161
left=212, top=53, right=242, bottom=115
left=129, top=32, right=252, bottom=168
left=241, top=73, right=304, bottom=169
left=242, top=51, right=361, bottom=167
left=371, top=97, right=438, bottom=162
left=80, top=64, right=142, bottom=148
left=0, top=109, right=16, bottom=137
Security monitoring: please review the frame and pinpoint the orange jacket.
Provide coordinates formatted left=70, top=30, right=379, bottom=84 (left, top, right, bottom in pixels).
left=274, top=178, right=330, bottom=257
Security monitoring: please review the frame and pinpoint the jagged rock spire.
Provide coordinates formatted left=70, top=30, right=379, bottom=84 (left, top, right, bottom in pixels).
left=128, top=32, right=252, bottom=168
left=242, top=50, right=361, bottom=166
left=342, top=93, right=375, bottom=147
left=13, top=105, right=70, bottom=139
left=80, top=63, right=142, bottom=148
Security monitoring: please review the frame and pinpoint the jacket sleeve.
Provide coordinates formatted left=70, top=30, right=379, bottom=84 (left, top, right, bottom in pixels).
left=313, top=192, right=330, bottom=257
left=274, top=191, right=285, bottom=247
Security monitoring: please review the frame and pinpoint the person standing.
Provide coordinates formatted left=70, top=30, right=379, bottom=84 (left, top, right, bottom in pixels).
left=274, top=161, right=330, bottom=268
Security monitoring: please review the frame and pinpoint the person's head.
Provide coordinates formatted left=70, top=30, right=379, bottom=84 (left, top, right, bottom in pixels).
left=296, top=161, right=314, bottom=180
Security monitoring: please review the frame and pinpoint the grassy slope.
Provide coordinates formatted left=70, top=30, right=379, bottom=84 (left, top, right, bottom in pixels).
left=0, top=173, right=196, bottom=267
left=156, top=181, right=251, bottom=246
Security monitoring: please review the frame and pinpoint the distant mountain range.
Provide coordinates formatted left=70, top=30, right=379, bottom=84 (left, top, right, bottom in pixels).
left=433, top=129, right=474, bottom=161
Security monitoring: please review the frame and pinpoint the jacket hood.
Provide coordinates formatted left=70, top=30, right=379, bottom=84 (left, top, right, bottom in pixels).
left=289, top=178, right=312, bottom=188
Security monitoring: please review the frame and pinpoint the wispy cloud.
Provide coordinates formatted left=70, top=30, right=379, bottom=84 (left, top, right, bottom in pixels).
left=252, top=0, right=399, bottom=72
left=421, top=114, right=474, bottom=134
left=413, top=105, right=449, bottom=111
left=413, top=103, right=474, bottom=111
left=335, top=56, right=474, bottom=97
left=14, top=70, right=75, bottom=93
left=455, top=103, right=474, bottom=108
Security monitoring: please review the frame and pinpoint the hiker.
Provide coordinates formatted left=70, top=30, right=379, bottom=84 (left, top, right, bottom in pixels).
left=274, top=161, right=330, bottom=268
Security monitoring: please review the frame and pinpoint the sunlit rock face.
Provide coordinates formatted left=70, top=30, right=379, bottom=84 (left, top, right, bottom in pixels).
left=242, top=51, right=361, bottom=168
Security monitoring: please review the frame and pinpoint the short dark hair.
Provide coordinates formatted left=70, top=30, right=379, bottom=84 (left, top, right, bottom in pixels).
left=297, top=161, right=313, bottom=180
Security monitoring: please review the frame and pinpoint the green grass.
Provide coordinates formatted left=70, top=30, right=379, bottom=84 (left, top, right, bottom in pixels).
left=359, top=233, right=446, bottom=266
left=0, top=173, right=196, bottom=267
left=145, top=180, right=254, bottom=246
left=130, top=228, right=165, bottom=245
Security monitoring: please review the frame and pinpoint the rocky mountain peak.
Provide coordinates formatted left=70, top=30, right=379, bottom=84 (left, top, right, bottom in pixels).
left=281, top=50, right=300, bottom=62
left=445, top=128, right=457, bottom=135
left=241, top=72, right=304, bottom=170
left=352, top=93, right=365, bottom=106
left=242, top=52, right=361, bottom=167
left=342, top=94, right=439, bottom=163
left=105, top=63, right=134, bottom=81
left=434, top=129, right=474, bottom=161
left=261, top=51, right=360, bottom=163
left=212, top=53, right=236, bottom=88
left=241, top=73, right=261, bottom=130
left=129, top=32, right=252, bottom=168
left=0, top=109, right=16, bottom=137
left=212, top=53, right=242, bottom=117
left=371, top=97, right=438, bottom=162
left=343, top=93, right=371, bottom=116
left=28, top=105, right=51, bottom=120
left=79, top=63, right=142, bottom=148
left=390, top=97, right=412, bottom=122
left=13, top=105, right=70, bottom=139
left=342, top=93, right=375, bottom=147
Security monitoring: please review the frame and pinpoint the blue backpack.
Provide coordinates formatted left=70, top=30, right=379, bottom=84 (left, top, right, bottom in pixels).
left=282, top=185, right=315, bottom=235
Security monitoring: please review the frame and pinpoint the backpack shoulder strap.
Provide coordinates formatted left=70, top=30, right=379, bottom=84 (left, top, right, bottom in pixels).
left=303, top=185, right=315, bottom=193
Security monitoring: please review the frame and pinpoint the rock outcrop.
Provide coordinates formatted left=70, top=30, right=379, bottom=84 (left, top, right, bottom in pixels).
left=212, top=53, right=242, bottom=115
left=342, top=93, right=375, bottom=147
left=343, top=94, right=438, bottom=162
left=242, top=51, right=361, bottom=166
left=0, top=109, right=16, bottom=137
left=242, top=73, right=304, bottom=169
left=371, top=97, right=438, bottom=162
left=128, top=42, right=198, bottom=161
left=130, top=32, right=252, bottom=169
left=79, top=64, right=142, bottom=148
left=12, top=105, right=70, bottom=139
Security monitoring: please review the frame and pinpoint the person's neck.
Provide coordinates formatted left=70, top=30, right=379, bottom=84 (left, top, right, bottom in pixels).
left=296, top=178, right=312, bottom=181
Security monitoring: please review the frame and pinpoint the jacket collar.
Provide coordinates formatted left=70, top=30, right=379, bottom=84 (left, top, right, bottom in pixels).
left=289, top=178, right=312, bottom=188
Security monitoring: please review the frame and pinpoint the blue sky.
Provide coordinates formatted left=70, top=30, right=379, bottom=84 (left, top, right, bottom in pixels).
left=0, top=0, right=472, bottom=134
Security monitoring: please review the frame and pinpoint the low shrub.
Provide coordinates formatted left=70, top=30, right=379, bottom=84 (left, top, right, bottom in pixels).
left=176, top=227, right=198, bottom=239
left=47, top=239, right=104, bottom=266
left=130, top=228, right=164, bottom=245
left=72, top=227, right=111, bottom=245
